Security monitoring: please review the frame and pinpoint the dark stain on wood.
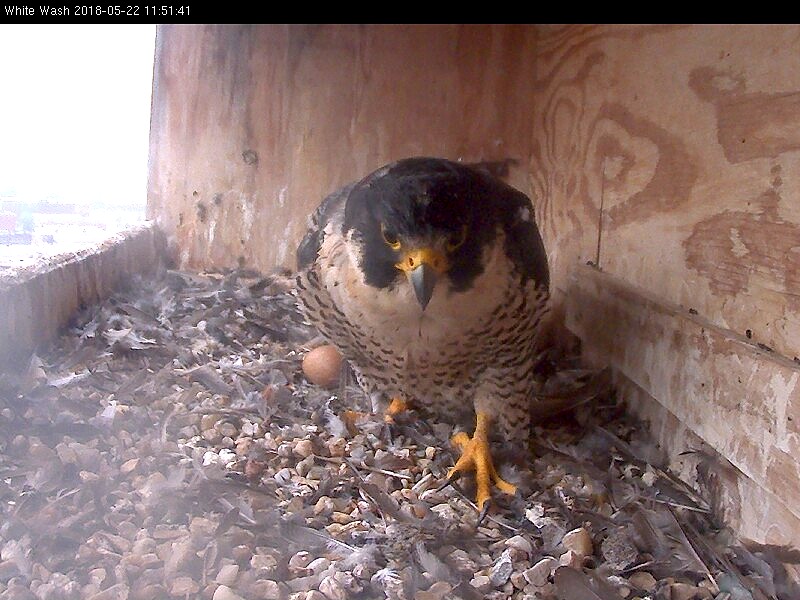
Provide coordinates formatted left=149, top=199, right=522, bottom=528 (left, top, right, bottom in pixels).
left=690, top=66, right=800, bottom=163
left=592, top=103, right=698, bottom=228
left=684, top=174, right=800, bottom=309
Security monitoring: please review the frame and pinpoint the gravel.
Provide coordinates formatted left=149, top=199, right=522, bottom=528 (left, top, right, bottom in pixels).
left=0, top=268, right=794, bottom=600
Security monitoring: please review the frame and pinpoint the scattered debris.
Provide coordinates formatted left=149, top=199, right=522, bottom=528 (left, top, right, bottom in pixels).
left=0, top=268, right=795, bottom=599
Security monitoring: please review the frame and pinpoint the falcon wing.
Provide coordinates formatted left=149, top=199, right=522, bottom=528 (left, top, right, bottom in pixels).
left=296, top=183, right=354, bottom=271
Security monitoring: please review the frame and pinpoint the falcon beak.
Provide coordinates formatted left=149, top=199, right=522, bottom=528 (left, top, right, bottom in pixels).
left=396, top=247, right=448, bottom=310
left=408, top=264, right=437, bottom=310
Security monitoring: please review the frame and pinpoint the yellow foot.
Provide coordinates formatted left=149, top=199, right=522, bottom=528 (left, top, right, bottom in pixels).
left=384, top=397, right=410, bottom=424
left=448, top=413, right=516, bottom=511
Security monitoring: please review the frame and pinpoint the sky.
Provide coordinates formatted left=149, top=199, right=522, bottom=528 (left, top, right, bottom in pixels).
left=0, top=25, right=155, bottom=207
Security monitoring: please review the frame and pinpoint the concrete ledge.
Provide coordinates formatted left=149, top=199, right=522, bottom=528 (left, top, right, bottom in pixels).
left=0, top=223, right=168, bottom=373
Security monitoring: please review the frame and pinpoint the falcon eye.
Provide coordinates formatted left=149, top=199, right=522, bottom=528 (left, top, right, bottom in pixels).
left=381, top=224, right=401, bottom=250
left=445, top=225, right=468, bottom=252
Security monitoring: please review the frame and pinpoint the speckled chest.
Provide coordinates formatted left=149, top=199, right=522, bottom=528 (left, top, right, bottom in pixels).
left=296, top=227, right=548, bottom=419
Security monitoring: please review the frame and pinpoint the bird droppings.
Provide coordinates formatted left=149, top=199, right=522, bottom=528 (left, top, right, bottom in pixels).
left=0, top=268, right=796, bottom=600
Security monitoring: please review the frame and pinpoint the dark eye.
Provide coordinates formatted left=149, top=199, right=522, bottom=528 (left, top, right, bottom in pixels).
left=381, top=224, right=401, bottom=250
left=445, top=225, right=467, bottom=252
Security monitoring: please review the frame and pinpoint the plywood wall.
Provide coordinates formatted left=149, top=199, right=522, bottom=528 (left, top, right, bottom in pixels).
left=148, top=24, right=537, bottom=272
left=530, top=24, right=800, bottom=362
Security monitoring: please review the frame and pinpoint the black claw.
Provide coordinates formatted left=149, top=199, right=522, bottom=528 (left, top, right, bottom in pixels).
left=435, top=471, right=459, bottom=493
left=477, top=501, right=492, bottom=526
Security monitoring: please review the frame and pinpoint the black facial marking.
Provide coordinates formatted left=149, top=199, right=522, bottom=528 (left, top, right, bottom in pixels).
left=342, top=157, right=549, bottom=292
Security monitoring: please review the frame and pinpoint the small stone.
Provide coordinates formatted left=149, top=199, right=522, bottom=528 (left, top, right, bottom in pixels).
left=601, top=529, right=638, bottom=571
left=217, top=422, right=237, bottom=438
left=314, top=496, right=335, bottom=516
left=505, top=535, right=533, bottom=556
left=352, top=564, right=374, bottom=581
left=0, top=560, right=21, bottom=580
left=251, top=554, right=278, bottom=574
left=231, top=545, right=251, bottom=563
left=561, top=527, right=593, bottom=557
left=470, top=575, right=492, bottom=593
left=523, top=557, right=558, bottom=586
left=86, top=584, right=129, bottom=600
left=171, top=577, right=200, bottom=596
left=445, top=548, right=477, bottom=573
left=628, top=571, right=657, bottom=592
left=306, top=558, right=331, bottom=574
left=294, top=439, right=314, bottom=458
left=215, top=564, right=239, bottom=586
left=202, top=428, right=222, bottom=443
left=510, top=572, right=527, bottom=590
left=414, top=581, right=453, bottom=600
left=120, top=458, right=139, bottom=474
left=190, top=517, right=217, bottom=537
left=489, top=550, right=514, bottom=586
left=318, top=575, right=345, bottom=600
left=201, top=414, right=221, bottom=430
left=607, top=575, right=631, bottom=598
left=559, top=550, right=582, bottom=568
left=212, top=585, right=245, bottom=600
left=331, top=511, right=352, bottom=524
left=288, top=551, right=312, bottom=571
left=304, top=592, right=327, bottom=600
left=251, top=580, right=280, bottom=600
left=670, top=582, right=702, bottom=600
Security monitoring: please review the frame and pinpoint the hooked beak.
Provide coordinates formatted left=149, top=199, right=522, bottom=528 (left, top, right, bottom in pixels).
left=396, top=247, right=448, bottom=311
left=408, top=264, right=438, bottom=310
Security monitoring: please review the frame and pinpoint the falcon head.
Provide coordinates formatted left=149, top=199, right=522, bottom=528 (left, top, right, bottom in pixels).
left=341, top=157, right=548, bottom=310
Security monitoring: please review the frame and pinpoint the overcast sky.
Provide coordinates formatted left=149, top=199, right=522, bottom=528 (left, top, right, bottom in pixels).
left=0, top=25, right=155, bottom=207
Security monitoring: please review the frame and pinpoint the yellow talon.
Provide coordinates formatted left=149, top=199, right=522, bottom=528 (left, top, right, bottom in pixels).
left=384, top=396, right=410, bottom=424
left=448, top=412, right=516, bottom=510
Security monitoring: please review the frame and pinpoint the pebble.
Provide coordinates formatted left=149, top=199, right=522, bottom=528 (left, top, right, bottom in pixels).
left=216, top=564, right=240, bottom=586
left=201, top=414, right=221, bottom=430
left=670, top=582, right=704, bottom=600
left=628, top=571, right=657, bottom=592
left=306, top=557, right=331, bottom=574
left=318, top=575, right=346, bottom=600
left=601, top=529, right=639, bottom=571
left=504, top=535, right=533, bottom=556
left=250, top=580, right=281, bottom=600
left=561, top=526, right=593, bottom=557
left=489, top=549, right=514, bottom=586
left=251, top=553, right=278, bottom=574
left=171, top=577, right=200, bottom=596
left=523, top=557, right=557, bottom=586
left=212, top=585, right=245, bottom=600
left=314, top=496, right=335, bottom=516
left=510, top=571, right=527, bottom=589
left=414, top=581, right=453, bottom=600
left=294, top=439, right=314, bottom=458
left=86, top=584, right=129, bottom=600
left=289, top=551, right=313, bottom=571
left=559, top=549, right=582, bottom=568
left=304, top=592, right=327, bottom=600
left=469, top=575, right=492, bottom=593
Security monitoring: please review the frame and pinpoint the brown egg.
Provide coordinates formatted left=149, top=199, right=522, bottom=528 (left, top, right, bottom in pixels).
left=302, top=345, right=342, bottom=387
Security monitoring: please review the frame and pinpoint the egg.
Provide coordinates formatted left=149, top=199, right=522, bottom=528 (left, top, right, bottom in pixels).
left=302, top=344, right=342, bottom=387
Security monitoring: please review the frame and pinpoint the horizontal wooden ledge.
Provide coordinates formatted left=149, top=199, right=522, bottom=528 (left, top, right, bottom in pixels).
left=564, top=264, right=800, bottom=526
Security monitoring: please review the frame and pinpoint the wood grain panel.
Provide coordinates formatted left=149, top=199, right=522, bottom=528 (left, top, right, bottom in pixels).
left=529, top=24, right=800, bottom=361
left=565, top=264, right=800, bottom=541
left=147, top=24, right=538, bottom=274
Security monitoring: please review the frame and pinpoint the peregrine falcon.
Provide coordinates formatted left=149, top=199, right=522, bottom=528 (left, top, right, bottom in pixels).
left=296, top=157, right=550, bottom=510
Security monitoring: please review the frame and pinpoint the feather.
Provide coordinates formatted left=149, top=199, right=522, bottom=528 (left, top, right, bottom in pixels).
left=414, top=542, right=453, bottom=583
